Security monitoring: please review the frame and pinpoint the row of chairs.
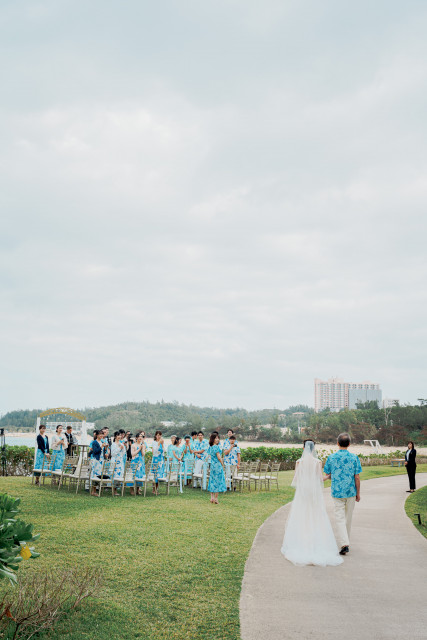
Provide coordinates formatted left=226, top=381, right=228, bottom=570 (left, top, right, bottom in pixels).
left=233, top=461, right=280, bottom=491
left=32, top=454, right=281, bottom=496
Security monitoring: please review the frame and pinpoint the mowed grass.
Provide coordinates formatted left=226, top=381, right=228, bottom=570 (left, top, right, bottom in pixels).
left=405, top=483, right=427, bottom=540
left=1, top=464, right=426, bottom=640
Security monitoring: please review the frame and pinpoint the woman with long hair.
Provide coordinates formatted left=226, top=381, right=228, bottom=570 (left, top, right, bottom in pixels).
left=151, top=430, right=166, bottom=493
left=207, top=433, right=227, bottom=504
left=111, top=431, right=126, bottom=479
left=34, top=424, right=50, bottom=484
left=405, top=441, right=417, bottom=493
left=131, top=432, right=146, bottom=494
left=51, top=425, right=67, bottom=472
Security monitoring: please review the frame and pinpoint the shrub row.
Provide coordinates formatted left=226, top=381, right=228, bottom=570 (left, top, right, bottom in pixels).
left=1, top=446, right=35, bottom=476
left=2, top=445, right=426, bottom=476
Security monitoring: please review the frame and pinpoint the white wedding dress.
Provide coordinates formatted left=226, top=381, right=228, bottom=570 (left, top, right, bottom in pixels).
left=281, top=441, right=343, bottom=567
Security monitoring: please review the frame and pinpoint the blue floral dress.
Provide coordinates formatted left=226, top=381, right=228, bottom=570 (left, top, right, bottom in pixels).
left=52, top=436, right=66, bottom=471
left=111, top=442, right=125, bottom=479
left=90, top=441, right=103, bottom=477
left=133, top=445, right=145, bottom=480
left=208, top=445, right=227, bottom=493
left=152, top=441, right=166, bottom=480
left=35, top=435, right=49, bottom=470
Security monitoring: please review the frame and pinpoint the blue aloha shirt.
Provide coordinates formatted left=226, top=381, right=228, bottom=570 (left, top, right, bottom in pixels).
left=323, top=450, right=362, bottom=498
left=223, top=439, right=240, bottom=465
left=194, top=439, right=209, bottom=461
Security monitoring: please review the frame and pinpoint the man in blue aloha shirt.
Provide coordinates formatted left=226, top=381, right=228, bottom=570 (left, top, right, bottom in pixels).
left=223, top=434, right=241, bottom=467
left=323, top=432, right=362, bottom=556
left=223, top=429, right=239, bottom=454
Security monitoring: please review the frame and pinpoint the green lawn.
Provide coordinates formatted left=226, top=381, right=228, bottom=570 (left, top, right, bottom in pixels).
left=405, top=484, right=427, bottom=540
left=1, top=464, right=426, bottom=640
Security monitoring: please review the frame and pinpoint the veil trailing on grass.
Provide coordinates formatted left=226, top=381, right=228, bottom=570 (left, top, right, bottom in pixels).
left=281, top=440, right=343, bottom=567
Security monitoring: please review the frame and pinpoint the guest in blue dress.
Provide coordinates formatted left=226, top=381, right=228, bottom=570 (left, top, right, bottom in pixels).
left=34, top=424, right=50, bottom=484
left=151, top=430, right=166, bottom=493
left=90, top=430, right=108, bottom=496
left=167, top=435, right=177, bottom=469
left=131, top=432, right=146, bottom=494
left=51, top=425, right=67, bottom=473
left=208, top=433, right=227, bottom=503
left=111, top=431, right=126, bottom=480
left=182, top=435, right=195, bottom=483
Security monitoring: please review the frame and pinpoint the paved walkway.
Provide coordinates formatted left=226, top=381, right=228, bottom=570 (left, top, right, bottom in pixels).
left=240, top=473, right=427, bottom=640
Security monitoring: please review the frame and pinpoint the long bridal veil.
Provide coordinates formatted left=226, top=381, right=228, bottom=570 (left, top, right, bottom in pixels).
left=281, top=441, right=343, bottom=567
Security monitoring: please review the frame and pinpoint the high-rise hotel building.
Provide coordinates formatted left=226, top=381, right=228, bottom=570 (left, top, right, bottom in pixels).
left=314, top=378, right=382, bottom=412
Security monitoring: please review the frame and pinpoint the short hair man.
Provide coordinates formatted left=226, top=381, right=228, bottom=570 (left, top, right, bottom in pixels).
left=323, top=432, right=362, bottom=555
left=64, top=425, right=78, bottom=456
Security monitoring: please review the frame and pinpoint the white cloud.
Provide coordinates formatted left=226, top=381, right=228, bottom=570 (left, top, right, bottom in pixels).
left=1, top=0, right=427, bottom=413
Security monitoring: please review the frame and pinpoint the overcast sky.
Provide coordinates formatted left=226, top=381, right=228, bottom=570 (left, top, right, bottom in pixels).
left=1, top=0, right=427, bottom=415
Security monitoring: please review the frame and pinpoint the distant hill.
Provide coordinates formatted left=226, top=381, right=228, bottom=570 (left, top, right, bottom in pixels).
left=0, top=401, right=313, bottom=440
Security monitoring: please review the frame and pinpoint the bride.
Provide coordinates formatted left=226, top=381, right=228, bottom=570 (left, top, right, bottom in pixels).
left=281, top=440, right=343, bottom=567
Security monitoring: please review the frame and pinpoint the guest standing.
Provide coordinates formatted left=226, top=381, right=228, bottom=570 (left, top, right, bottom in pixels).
left=171, top=437, right=182, bottom=463
left=131, top=433, right=146, bottom=494
left=111, top=432, right=126, bottom=479
left=64, top=426, right=78, bottom=456
left=90, top=430, right=108, bottom=496
left=208, top=433, right=227, bottom=504
left=151, top=430, right=166, bottom=493
left=405, top=441, right=417, bottom=493
left=34, top=424, right=50, bottom=484
left=194, top=431, right=209, bottom=487
left=51, top=425, right=67, bottom=472
left=167, top=435, right=177, bottom=469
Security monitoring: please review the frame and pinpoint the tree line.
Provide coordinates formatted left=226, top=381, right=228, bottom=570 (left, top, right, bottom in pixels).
left=1, top=400, right=426, bottom=445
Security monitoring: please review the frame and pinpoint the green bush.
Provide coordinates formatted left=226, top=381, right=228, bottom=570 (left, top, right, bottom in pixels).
left=240, top=447, right=303, bottom=463
left=0, top=493, right=39, bottom=584
left=2, top=447, right=35, bottom=477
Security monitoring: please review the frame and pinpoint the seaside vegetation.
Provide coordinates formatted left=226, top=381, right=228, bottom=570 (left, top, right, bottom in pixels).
left=1, top=399, right=427, bottom=444
left=0, top=466, right=426, bottom=640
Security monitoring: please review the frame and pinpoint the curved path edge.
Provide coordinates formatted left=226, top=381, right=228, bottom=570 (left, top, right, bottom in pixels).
left=240, top=473, right=427, bottom=640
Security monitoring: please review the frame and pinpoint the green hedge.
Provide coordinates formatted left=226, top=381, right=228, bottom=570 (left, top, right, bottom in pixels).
left=2, top=446, right=35, bottom=476
left=240, top=447, right=303, bottom=462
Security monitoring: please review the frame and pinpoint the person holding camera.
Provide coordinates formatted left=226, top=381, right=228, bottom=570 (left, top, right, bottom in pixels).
left=223, top=434, right=241, bottom=467
left=126, top=432, right=134, bottom=461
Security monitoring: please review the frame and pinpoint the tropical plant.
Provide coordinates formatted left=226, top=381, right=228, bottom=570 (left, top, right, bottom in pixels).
left=0, top=494, right=39, bottom=584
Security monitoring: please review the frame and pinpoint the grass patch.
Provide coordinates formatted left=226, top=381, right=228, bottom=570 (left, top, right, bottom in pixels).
left=1, top=464, right=426, bottom=640
left=405, top=484, right=427, bottom=539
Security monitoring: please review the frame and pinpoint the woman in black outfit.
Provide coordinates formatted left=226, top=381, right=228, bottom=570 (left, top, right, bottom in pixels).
left=404, top=441, right=416, bottom=493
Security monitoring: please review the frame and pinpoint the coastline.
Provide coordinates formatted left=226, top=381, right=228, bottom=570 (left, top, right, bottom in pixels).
left=5, top=432, right=426, bottom=455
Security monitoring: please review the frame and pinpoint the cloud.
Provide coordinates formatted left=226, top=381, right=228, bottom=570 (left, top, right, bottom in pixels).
left=1, top=0, right=427, bottom=413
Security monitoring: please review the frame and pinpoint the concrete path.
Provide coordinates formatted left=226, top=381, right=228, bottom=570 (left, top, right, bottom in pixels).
left=240, top=473, right=427, bottom=640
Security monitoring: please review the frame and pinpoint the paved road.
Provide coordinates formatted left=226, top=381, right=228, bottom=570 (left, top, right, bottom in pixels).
left=240, top=473, right=427, bottom=640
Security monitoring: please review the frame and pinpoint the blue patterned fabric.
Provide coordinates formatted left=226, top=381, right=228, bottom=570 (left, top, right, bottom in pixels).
left=111, top=442, right=125, bottom=478
left=194, top=439, right=209, bottom=461
left=208, top=445, right=227, bottom=493
left=52, top=447, right=65, bottom=471
left=182, top=441, right=194, bottom=462
left=133, top=450, right=145, bottom=479
left=152, top=443, right=166, bottom=480
left=35, top=436, right=49, bottom=469
left=167, top=444, right=175, bottom=460
left=169, top=444, right=182, bottom=462
left=323, top=450, right=362, bottom=498
left=223, top=443, right=240, bottom=465
left=90, top=457, right=103, bottom=477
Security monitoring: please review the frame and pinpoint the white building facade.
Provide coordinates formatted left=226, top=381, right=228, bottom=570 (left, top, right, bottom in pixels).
left=314, top=378, right=382, bottom=413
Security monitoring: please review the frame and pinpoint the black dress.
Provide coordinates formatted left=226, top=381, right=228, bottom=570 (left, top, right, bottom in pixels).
left=405, top=448, right=416, bottom=491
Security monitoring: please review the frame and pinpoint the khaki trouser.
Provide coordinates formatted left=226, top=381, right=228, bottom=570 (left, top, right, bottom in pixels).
left=332, top=496, right=356, bottom=547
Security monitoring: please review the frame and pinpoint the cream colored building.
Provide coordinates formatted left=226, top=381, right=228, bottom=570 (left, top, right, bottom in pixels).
left=314, top=377, right=382, bottom=412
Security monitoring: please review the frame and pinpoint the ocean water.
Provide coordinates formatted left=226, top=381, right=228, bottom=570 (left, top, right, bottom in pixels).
left=5, top=436, right=37, bottom=448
